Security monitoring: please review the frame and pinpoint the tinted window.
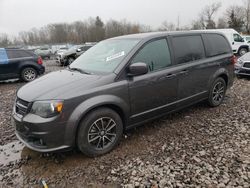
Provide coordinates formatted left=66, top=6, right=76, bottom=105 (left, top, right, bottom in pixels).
left=6, top=49, right=35, bottom=59
left=172, top=35, right=205, bottom=64
left=205, top=34, right=231, bottom=57
left=131, top=39, right=171, bottom=72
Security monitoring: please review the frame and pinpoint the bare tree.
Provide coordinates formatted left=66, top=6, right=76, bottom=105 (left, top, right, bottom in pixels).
left=226, top=5, right=245, bottom=32
left=192, top=2, right=221, bottom=30
left=0, top=34, right=12, bottom=47
left=158, top=21, right=176, bottom=31
left=203, top=2, right=222, bottom=29
left=217, top=17, right=228, bottom=29
left=243, top=0, right=250, bottom=33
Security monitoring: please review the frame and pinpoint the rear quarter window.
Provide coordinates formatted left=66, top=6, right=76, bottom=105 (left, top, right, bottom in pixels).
left=204, top=34, right=231, bottom=57
left=6, top=49, right=35, bottom=59
left=172, top=35, right=205, bottom=64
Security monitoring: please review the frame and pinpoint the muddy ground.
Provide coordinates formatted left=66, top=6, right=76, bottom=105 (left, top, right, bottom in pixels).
left=0, top=60, right=249, bottom=188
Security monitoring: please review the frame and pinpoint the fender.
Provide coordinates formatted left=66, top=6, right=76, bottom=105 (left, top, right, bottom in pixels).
left=15, top=58, right=41, bottom=73
left=208, top=67, right=229, bottom=89
left=64, top=94, right=130, bottom=146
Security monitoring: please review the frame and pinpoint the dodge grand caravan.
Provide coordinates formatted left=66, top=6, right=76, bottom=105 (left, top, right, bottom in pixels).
left=12, top=31, right=235, bottom=157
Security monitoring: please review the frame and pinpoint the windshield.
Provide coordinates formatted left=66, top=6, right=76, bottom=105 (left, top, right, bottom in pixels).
left=69, top=39, right=140, bottom=74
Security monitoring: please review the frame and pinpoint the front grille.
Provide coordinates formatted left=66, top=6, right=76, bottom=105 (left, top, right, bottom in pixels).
left=15, top=98, right=30, bottom=116
left=243, top=62, right=250, bottom=68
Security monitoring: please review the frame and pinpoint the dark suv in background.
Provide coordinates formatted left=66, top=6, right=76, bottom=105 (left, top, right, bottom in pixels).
left=0, top=48, right=45, bottom=82
left=12, top=31, right=234, bottom=157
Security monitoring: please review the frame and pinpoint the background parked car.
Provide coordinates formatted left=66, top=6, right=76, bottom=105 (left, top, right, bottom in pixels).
left=56, top=43, right=96, bottom=66
left=56, top=45, right=83, bottom=66
left=235, top=52, right=250, bottom=77
left=243, top=35, right=250, bottom=43
left=34, top=46, right=52, bottom=59
left=0, top=48, right=45, bottom=82
left=76, top=43, right=97, bottom=57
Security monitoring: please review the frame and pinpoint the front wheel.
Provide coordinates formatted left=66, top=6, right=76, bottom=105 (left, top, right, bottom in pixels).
left=20, top=67, right=38, bottom=82
left=77, top=108, right=123, bottom=157
left=239, top=48, right=248, bottom=56
left=207, top=77, right=226, bottom=107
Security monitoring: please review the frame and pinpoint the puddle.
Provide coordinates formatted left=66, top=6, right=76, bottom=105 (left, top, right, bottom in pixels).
left=0, top=140, right=24, bottom=166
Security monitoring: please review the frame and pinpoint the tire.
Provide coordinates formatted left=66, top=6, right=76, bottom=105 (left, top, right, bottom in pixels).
left=77, top=108, right=123, bottom=157
left=20, top=67, right=38, bottom=82
left=239, top=48, right=248, bottom=56
left=207, top=77, right=226, bottom=107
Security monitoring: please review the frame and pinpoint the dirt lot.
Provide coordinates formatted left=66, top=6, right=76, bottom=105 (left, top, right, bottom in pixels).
left=0, top=60, right=249, bottom=188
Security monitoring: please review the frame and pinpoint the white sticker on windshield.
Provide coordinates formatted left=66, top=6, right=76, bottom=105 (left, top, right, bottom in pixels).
left=106, top=51, right=125, bottom=62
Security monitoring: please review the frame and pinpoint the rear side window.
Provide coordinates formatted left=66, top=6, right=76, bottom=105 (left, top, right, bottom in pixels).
left=172, top=35, right=205, bottom=64
left=131, top=39, right=171, bottom=72
left=205, top=34, right=231, bottom=57
left=6, top=49, right=35, bottom=59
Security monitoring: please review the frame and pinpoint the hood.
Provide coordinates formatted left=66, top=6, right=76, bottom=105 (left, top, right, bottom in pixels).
left=17, top=69, right=102, bottom=102
left=239, top=52, right=250, bottom=62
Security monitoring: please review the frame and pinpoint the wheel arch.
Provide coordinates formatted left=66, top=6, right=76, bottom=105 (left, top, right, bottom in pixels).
left=64, top=95, right=130, bottom=147
left=208, top=68, right=229, bottom=89
left=18, top=61, right=40, bottom=74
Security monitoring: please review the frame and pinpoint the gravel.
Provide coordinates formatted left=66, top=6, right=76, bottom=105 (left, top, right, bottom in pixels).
left=0, top=61, right=249, bottom=187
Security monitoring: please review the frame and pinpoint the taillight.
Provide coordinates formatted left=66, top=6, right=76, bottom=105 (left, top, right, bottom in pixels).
left=37, top=57, right=43, bottom=65
left=231, top=55, right=237, bottom=64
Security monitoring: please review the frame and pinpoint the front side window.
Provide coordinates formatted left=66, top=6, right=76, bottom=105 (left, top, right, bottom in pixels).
left=70, top=39, right=140, bottom=74
left=234, top=34, right=244, bottom=42
left=172, top=35, right=205, bottom=64
left=131, top=39, right=171, bottom=72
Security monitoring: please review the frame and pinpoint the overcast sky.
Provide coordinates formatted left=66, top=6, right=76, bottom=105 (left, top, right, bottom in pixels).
left=0, top=0, right=241, bottom=36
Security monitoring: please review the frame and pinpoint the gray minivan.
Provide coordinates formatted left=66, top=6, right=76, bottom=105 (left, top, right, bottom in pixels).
left=12, top=31, right=235, bottom=157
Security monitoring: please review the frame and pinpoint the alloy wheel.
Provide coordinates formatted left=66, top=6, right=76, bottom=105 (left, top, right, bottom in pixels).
left=23, top=69, right=36, bottom=81
left=87, top=117, right=117, bottom=150
left=212, top=81, right=225, bottom=103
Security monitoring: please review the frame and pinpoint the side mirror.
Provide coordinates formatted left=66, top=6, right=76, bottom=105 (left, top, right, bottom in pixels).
left=76, top=48, right=81, bottom=52
left=128, top=62, right=148, bottom=76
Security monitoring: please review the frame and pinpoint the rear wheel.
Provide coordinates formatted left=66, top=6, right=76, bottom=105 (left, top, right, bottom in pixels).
left=207, top=77, right=226, bottom=107
left=21, top=67, right=37, bottom=82
left=77, top=108, right=123, bottom=157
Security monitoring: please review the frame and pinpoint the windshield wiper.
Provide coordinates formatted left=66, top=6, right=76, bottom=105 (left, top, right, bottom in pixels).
left=68, top=67, right=91, bottom=74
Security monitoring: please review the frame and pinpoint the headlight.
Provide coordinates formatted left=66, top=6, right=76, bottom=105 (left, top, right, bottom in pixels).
left=30, top=100, right=63, bottom=118
left=237, top=59, right=244, bottom=65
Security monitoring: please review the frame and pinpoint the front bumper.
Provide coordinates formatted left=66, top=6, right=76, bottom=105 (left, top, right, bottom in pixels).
left=235, top=66, right=250, bottom=76
left=12, top=112, right=71, bottom=152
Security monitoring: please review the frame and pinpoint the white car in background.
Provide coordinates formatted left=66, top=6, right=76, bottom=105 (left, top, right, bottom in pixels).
left=196, top=29, right=249, bottom=56
left=34, top=46, right=52, bottom=59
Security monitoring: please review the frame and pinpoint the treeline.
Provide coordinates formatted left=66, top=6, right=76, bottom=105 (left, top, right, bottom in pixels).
left=0, top=17, right=150, bottom=47
left=1, top=1, right=250, bottom=47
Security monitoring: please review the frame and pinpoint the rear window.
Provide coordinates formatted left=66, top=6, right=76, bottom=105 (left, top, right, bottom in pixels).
left=204, top=34, right=231, bottom=57
left=6, top=49, right=35, bottom=59
left=172, top=35, right=205, bottom=64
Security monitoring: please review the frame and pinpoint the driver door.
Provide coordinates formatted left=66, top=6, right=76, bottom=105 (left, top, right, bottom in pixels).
left=128, top=38, right=178, bottom=125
